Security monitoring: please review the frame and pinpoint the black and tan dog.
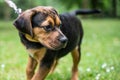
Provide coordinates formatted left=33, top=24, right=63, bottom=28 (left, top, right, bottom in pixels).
left=13, top=6, right=100, bottom=80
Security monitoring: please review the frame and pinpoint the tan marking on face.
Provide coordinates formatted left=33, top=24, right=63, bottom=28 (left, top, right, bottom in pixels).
left=33, top=27, right=62, bottom=50
left=40, top=15, right=61, bottom=30
left=55, top=15, right=61, bottom=26
left=27, top=48, right=46, bottom=62
left=41, top=16, right=55, bottom=27
left=31, top=9, right=63, bottom=50
left=33, top=27, right=47, bottom=43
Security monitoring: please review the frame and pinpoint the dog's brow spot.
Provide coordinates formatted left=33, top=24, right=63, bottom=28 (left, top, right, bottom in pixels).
left=41, top=16, right=54, bottom=27
left=41, top=21, right=49, bottom=27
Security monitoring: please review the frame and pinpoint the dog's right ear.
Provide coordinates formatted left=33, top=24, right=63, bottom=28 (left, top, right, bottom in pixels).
left=13, top=10, right=36, bottom=37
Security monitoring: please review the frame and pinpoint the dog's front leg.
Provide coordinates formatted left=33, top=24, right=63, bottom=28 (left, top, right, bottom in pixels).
left=31, top=60, right=54, bottom=80
left=31, top=65, right=50, bottom=80
left=26, top=56, right=38, bottom=80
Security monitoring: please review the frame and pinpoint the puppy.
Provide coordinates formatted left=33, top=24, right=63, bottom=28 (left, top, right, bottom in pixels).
left=13, top=6, right=100, bottom=80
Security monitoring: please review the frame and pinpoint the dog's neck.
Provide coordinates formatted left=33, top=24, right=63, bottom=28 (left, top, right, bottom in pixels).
left=19, top=33, right=44, bottom=49
left=25, top=34, right=39, bottom=42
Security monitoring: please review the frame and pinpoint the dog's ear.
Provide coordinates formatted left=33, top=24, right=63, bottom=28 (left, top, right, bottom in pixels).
left=13, top=10, right=36, bottom=37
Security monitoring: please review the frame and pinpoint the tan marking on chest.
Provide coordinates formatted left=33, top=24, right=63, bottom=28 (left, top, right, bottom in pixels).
left=27, top=48, right=46, bottom=62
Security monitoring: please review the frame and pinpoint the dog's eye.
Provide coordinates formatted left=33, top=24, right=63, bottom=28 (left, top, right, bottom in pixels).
left=44, top=25, right=54, bottom=32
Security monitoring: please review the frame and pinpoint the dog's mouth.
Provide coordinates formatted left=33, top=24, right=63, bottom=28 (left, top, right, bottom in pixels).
left=49, top=41, right=67, bottom=50
left=48, top=36, right=68, bottom=50
left=40, top=40, right=67, bottom=50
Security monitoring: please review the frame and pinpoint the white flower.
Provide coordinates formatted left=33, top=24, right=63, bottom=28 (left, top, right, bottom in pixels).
left=95, top=73, right=101, bottom=80
left=110, top=66, right=114, bottom=70
left=101, top=63, right=107, bottom=69
left=106, top=68, right=110, bottom=73
left=86, top=68, right=91, bottom=72
left=1, top=64, right=5, bottom=69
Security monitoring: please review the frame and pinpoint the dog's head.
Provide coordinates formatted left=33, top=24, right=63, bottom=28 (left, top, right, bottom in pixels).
left=14, top=6, right=68, bottom=50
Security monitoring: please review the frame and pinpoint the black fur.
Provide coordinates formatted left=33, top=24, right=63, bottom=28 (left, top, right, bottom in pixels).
left=19, top=13, right=82, bottom=68
left=18, top=9, right=100, bottom=68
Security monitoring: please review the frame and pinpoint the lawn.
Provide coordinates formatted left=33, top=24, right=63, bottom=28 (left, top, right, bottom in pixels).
left=0, top=19, right=120, bottom=80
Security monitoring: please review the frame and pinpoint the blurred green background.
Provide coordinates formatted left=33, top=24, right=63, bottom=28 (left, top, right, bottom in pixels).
left=0, top=0, right=120, bottom=80
left=0, top=0, right=120, bottom=20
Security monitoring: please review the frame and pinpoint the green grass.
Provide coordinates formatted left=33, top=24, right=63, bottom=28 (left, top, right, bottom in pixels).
left=0, top=19, right=120, bottom=80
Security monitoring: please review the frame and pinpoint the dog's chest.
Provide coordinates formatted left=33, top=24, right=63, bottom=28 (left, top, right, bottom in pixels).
left=27, top=48, right=46, bottom=62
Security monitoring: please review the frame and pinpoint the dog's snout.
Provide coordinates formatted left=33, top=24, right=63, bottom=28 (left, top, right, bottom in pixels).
left=58, top=36, right=68, bottom=44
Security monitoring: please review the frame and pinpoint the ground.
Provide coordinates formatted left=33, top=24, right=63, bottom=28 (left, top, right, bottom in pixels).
left=0, top=19, right=120, bottom=80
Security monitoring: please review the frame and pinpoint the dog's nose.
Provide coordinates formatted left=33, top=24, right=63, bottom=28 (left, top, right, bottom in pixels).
left=58, top=36, right=68, bottom=44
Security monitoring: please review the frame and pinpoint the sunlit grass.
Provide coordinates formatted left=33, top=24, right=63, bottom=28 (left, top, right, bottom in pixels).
left=0, top=19, right=120, bottom=80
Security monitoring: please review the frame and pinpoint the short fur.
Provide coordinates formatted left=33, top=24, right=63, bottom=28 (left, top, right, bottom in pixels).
left=13, top=6, right=100, bottom=80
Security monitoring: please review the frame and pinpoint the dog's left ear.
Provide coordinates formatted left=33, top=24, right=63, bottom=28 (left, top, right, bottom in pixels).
left=13, top=10, right=36, bottom=37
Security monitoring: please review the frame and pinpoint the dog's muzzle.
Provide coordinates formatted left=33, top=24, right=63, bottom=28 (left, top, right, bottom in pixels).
left=58, top=35, right=68, bottom=48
